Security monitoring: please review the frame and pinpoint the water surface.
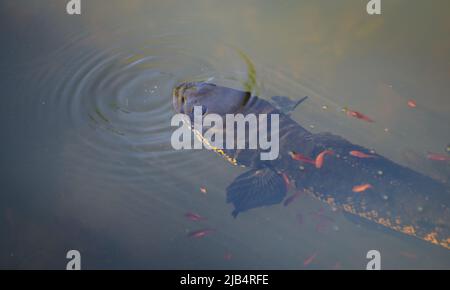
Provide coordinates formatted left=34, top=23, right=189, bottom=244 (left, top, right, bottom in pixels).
left=0, top=0, right=449, bottom=269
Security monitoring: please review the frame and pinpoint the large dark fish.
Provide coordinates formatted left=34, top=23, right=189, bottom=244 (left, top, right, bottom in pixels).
left=172, top=81, right=450, bottom=250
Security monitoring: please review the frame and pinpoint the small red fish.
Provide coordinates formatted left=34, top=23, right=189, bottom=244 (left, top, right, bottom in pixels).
left=349, top=150, right=376, bottom=159
left=282, top=173, right=291, bottom=188
left=224, top=252, right=232, bottom=261
left=407, top=100, right=417, bottom=108
left=427, top=153, right=450, bottom=162
left=352, top=183, right=373, bottom=193
left=184, top=212, right=206, bottom=221
left=345, top=108, right=374, bottom=123
left=188, top=229, right=215, bottom=238
left=315, top=150, right=334, bottom=169
left=303, top=252, right=317, bottom=267
left=289, top=151, right=315, bottom=164
left=283, top=191, right=303, bottom=207
left=200, top=187, right=207, bottom=194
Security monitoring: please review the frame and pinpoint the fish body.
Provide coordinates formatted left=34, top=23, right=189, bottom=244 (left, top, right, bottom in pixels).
left=173, top=81, right=450, bottom=250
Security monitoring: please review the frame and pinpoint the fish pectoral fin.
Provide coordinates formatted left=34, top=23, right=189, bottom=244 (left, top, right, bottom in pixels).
left=271, top=95, right=308, bottom=115
left=226, top=167, right=287, bottom=218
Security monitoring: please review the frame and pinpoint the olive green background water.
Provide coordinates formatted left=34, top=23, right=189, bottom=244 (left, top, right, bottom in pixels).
left=0, top=0, right=449, bottom=269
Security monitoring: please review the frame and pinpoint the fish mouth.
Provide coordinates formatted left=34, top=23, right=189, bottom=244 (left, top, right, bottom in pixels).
left=172, top=81, right=197, bottom=114
left=172, top=82, right=187, bottom=113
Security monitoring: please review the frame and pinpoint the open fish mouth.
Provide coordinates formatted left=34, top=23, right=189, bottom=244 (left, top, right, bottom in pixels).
left=172, top=82, right=202, bottom=114
left=172, top=82, right=189, bottom=114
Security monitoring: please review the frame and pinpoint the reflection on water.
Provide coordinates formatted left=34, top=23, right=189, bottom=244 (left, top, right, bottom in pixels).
left=0, top=0, right=449, bottom=269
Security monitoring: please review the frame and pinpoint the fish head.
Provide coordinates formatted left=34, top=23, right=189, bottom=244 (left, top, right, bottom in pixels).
left=172, top=81, right=252, bottom=120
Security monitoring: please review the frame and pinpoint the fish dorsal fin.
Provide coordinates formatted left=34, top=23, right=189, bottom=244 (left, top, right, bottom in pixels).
left=226, top=167, right=287, bottom=218
left=271, top=96, right=308, bottom=115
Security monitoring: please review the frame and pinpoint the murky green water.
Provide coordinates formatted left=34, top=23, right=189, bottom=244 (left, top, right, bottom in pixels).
left=0, top=0, right=449, bottom=269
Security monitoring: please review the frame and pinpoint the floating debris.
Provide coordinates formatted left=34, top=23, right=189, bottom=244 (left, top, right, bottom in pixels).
left=95, top=107, right=110, bottom=123
left=200, top=187, right=208, bottom=194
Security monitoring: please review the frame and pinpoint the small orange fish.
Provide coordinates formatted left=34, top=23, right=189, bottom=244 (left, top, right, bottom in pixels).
left=188, top=229, right=215, bottom=238
left=303, top=252, right=317, bottom=267
left=427, top=153, right=450, bottom=162
left=315, top=150, right=334, bottom=169
left=200, top=187, right=207, bottom=194
left=407, top=100, right=417, bottom=108
left=349, top=150, right=376, bottom=159
left=345, top=108, right=374, bottom=123
left=352, top=183, right=373, bottom=193
left=289, top=151, right=315, bottom=164
left=184, top=212, right=206, bottom=221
